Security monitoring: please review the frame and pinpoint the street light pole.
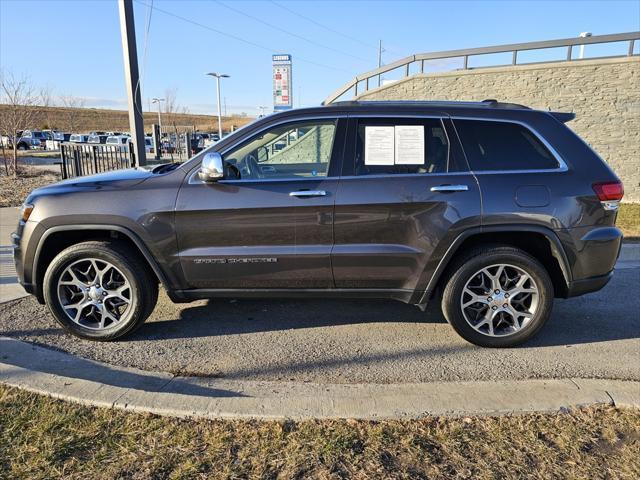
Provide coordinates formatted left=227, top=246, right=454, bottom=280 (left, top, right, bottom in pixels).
left=152, top=97, right=165, bottom=130
left=206, top=72, right=230, bottom=138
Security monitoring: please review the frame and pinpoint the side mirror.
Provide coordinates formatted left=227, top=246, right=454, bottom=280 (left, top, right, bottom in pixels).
left=198, top=152, right=224, bottom=182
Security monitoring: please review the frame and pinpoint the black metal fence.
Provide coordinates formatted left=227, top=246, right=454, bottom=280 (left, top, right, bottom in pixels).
left=60, top=143, right=135, bottom=179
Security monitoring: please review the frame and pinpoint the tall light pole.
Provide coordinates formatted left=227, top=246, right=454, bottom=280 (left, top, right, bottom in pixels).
left=206, top=72, right=230, bottom=138
left=152, top=97, right=165, bottom=130
left=579, top=32, right=592, bottom=59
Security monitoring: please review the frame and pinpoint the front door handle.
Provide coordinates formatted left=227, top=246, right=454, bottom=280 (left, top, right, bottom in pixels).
left=289, top=190, right=327, bottom=197
left=430, top=184, right=469, bottom=192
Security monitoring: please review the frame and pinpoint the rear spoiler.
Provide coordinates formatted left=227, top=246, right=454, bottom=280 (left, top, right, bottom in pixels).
left=549, top=111, right=576, bottom=123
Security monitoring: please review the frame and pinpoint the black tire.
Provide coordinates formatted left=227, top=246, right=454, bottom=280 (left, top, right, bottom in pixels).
left=43, top=241, right=158, bottom=341
left=441, top=245, right=553, bottom=348
left=17, top=143, right=28, bottom=151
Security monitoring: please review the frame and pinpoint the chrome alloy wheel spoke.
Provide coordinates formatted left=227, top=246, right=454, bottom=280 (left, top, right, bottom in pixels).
left=460, top=264, right=539, bottom=337
left=57, top=258, right=132, bottom=330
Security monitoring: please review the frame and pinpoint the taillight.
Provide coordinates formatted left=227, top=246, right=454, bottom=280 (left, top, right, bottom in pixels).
left=592, top=181, right=623, bottom=210
left=592, top=181, right=624, bottom=201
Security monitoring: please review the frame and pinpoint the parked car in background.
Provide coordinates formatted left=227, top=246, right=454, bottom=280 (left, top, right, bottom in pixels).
left=16, top=130, right=47, bottom=150
left=106, top=135, right=131, bottom=151
left=145, top=137, right=154, bottom=154
left=69, top=134, right=89, bottom=143
left=88, top=134, right=108, bottom=144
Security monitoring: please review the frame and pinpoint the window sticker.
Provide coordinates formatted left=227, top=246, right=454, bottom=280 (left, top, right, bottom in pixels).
left=394, top=126, right=424, bottom=165
left=364, top=126, right=395, bottom=165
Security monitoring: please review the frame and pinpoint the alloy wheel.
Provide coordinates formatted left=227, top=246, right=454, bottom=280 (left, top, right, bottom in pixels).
left=460, top=263, right=539, bottom=337
left=57, top=258, right=132, bottom=330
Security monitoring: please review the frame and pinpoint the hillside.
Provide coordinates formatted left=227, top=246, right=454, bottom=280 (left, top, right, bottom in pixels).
left=0, top=104, right=254, bottom=134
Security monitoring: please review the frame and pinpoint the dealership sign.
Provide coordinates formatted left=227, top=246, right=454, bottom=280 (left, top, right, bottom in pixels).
left=273, top=54, right=292, bottom=111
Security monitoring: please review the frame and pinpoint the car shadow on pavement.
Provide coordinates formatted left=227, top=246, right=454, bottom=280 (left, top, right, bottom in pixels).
left=1, top=341, right=244, bottom=398
left=131, top=288, right=640, bottom=348
left=129, top=298, right=447, bottom=342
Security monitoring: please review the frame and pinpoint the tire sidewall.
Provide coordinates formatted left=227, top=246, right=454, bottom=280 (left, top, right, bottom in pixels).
left=443, top=250, right=553, bottom=348
left=43, top=245, right=145, bottom=340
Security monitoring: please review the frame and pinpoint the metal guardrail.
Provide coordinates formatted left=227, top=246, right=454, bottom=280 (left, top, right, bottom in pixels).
left=324, top=31, right=640, bottom=104
left=60, top=143, right=134, bottom=179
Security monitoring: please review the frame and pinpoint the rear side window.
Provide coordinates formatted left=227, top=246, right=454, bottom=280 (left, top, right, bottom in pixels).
left=454, top=120, right=559, bottom=171
left=355, top=118, right=450, bottom=175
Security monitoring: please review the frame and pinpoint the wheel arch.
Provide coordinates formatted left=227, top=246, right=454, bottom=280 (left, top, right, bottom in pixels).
left=418, top=225, right=572, bottom=306
left=32, top=225, right=172, bottom=302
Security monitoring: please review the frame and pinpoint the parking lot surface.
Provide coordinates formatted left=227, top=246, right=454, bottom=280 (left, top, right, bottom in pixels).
left=1, top=266, right=638, bottom=384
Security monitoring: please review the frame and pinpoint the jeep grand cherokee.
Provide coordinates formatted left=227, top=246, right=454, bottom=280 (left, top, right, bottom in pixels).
left=12, top=100, right=624, bottom=347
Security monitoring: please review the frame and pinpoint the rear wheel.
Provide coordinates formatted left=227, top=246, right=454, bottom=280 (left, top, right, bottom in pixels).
left=43, top=241, right=158, bottom=341
left=441, top=245, right=553, bottom=347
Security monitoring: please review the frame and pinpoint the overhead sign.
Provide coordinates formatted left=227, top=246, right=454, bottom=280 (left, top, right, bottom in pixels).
left=273, top=54, right=292, bottom=111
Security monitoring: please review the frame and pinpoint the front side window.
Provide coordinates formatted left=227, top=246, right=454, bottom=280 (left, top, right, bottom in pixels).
left=354, top=118, right=450, bottom=175
left=454, top=119, right=559, bottom=171
left=223, top=119, right=337, bottom=180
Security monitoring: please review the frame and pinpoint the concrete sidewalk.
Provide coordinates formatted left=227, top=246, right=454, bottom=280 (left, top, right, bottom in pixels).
left=0, top=337, right=637, bottom=420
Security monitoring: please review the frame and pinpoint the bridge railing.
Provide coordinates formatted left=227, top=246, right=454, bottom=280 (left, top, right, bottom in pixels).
left=324, top=31, right=640, bottom=105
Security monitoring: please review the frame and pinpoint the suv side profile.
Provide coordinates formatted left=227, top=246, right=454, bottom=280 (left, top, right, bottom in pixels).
left=12, top=101, right=624, bottom=347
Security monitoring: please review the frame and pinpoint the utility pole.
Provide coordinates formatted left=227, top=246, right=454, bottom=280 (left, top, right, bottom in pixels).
left=152, top=97, right=165, bottom=130
left=206, top=72, right=230, bottom=138
left=117, top=0, right=146, bottom=166
left=377, top=39, right=385, bottom=87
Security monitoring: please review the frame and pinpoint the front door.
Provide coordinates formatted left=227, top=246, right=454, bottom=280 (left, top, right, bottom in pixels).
left=175, top=117, right=344, bottom=289
left=332, top=115, right=482, bottom=297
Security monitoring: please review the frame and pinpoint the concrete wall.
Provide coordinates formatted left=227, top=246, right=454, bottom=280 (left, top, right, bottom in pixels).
left=356, top=57, right=640, bottom=202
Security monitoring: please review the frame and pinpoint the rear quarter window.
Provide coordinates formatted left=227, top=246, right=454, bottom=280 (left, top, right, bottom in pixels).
left=454, top=119, right=559, bottom=171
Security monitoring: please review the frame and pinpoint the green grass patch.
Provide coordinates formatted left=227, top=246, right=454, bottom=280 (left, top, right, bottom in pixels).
left=1, top=385, right=639, bottom=479
left=618, top=203, right=640, bottom=240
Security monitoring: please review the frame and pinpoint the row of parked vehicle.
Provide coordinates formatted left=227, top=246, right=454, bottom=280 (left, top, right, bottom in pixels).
left=3, top=129, right=224, bottom=155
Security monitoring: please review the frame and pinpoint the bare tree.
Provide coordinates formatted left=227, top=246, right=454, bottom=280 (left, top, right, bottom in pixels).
left=40, top=86, right=54, bottom=129
left=163, top=87, right=181, bottom=126
left=59, top=94, right=86, bottom=133
left=0, top=70, right=43, bottom=176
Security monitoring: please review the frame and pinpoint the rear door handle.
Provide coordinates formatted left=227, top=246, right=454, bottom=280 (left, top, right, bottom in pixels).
left=430, top=184, right=469, bottom=192
left=289, top=190, right=327, bottom=197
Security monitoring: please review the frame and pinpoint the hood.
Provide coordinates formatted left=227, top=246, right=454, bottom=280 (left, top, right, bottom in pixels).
left=26, top=167, right=155, bottom=201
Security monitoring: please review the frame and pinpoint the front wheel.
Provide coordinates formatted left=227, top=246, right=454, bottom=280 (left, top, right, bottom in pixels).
left=43, top=241, right=158, bottom=341
left=441, top=246, right=554, bottom=348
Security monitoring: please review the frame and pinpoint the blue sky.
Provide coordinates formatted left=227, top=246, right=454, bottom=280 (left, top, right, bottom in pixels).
left=1, top=0, right=638, bottom=115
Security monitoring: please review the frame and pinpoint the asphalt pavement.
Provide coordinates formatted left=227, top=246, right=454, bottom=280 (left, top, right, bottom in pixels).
left=1, top=267, right=639, bottom=384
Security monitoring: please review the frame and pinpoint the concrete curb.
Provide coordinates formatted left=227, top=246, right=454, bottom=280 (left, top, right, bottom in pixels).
left=1, top=337, right=637, bottom=420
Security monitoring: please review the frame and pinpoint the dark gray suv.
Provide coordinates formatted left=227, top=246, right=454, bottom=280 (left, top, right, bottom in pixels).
left=12, top=100, right=624, bottom=347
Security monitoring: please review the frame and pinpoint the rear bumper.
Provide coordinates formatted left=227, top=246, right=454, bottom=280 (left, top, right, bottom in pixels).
left=566, top=271, right=613, bottom=298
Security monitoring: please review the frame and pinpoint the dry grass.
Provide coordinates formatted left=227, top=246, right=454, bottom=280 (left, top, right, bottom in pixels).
left=0, top=104, right=254, bottom=134
left=617, top=203, right=640, bottom=240
left=0, top=166, right=61, bottom=207
left=0, top=385, right=638, bottom=479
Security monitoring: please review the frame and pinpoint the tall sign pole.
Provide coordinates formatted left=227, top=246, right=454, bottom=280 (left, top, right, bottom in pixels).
left=118, top=0, right=146, bottom=166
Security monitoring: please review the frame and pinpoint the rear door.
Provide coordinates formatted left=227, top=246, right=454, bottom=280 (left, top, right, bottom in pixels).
left=175, top=117, right=345, bottom=289
left=332, top=114, right=481, bottom=298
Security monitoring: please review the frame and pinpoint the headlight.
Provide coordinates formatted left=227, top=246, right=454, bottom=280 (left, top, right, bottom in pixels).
left=20, top=203, right=34, bottom=222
